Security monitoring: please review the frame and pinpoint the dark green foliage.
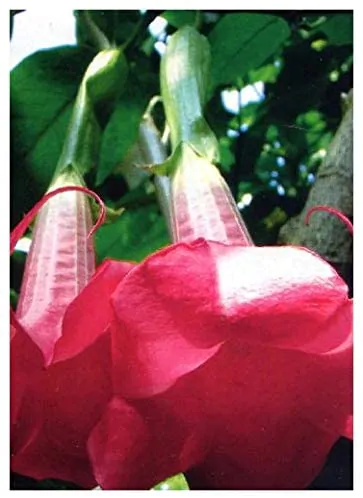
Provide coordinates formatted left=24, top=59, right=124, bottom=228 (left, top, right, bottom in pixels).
left=208, top=13, right=291, bottom=90
left=95, top=205, right=170, bottom=263
left=10, top=46, right=96, bottom=225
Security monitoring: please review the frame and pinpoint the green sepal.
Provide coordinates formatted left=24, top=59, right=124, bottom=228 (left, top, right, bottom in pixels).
left=100, top=205, right=125, bottom=224
left=48, top=164, right=85, bottom=189
left=138, top=141, right=186, bottom=177
left=47, top=164, right=123, bottom=224
left=160, top=25, right=219, bottom=163
left=142, top=139, right=213, bottom=180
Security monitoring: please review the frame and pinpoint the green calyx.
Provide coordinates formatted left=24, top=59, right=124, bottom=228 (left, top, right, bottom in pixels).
left=48, top=164, right=85, bottom=190
left=160, top=25, right=219, bottom=163
left=53, top=48, right=128, bottom=181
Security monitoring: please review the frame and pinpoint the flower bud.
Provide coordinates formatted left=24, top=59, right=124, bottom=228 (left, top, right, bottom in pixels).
left=84, top=48, right=128, bottom=106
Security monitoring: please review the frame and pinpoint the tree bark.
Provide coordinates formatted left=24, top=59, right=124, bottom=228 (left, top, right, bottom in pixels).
left=279, top=90, right=353, bottom=288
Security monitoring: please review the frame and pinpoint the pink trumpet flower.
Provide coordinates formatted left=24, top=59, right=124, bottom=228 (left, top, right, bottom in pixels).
left=87, top=146, right=353, bottom=490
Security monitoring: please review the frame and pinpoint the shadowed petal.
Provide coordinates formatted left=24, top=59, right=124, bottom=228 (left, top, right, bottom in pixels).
left=11, top=334, right=112, bottom=488
left=52, top=259, right=135, bottom=363
left=110, top=240, right=350, bottom=399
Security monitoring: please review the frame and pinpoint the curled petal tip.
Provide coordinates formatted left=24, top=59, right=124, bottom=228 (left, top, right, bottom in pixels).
left=305, top=205, right=353, bottom=235
left=10, top=186, right=106, bottom=255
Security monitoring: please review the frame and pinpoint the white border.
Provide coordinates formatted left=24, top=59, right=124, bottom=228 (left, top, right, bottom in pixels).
left=4, top=3, right=360, bottom=496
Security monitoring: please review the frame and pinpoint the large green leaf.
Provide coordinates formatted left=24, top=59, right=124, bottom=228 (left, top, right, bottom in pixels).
left=10, top=46, right=96, bottom=225
left=96, top=83, right=148, bottom=185
left=318, top=14, right=353, bottom=46
left=95, top=205, right=170, bottom=263
left=162, top=10, right=198, bottom=28
left=75, top=10, right=142, bottom=48
left=208, top=13, right=290, bottom=89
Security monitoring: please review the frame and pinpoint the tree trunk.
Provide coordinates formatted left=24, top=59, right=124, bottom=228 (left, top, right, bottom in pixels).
left=279, top=89, right=353, bottom=290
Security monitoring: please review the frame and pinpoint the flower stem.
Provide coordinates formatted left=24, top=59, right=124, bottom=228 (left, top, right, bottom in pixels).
left=53, top=47, right=128, bottom=179
left=159, top=26, right=253, bottom=246
left=138, top=116, right=173, bottom=235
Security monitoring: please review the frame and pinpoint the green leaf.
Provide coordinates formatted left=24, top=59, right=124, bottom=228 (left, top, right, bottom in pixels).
left=75, top=10, right=142, bottom=48
left=208, top=13, right=290, bottom=89
left=219, top=136, right=235, bottom=172
left=162, top=10, right=198, bottom=28
left=96, top=83, right=149, bottom=185
left=318, top=14, right=353, bottom=46
left=95, top=205, right=170, bottom=262
left=10, top=46, right=96, bottom=225
left=10, top=288, right=19, bottom=308
left=249, top=62, right=281, bottom=84
left=153, top=473, right=190, bottom=490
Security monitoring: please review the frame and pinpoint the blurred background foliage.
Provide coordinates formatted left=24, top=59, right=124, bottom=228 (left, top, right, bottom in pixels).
left=10, top=10, right=353, bottom=490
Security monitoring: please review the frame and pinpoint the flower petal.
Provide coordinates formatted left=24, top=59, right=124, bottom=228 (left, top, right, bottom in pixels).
left=208, top=242, right=350, bottom=349
left=180, top=334, right=351, bottom=489
left=10, top=316, right=44, bottom=426
left=110, top=239, right=350, bottom=398
left=111, top=240, right=223, bottom=397
left=342, top=415, right=353, bottom=439
left=88, top=391, right=207, bottom=490
left=52, top=259, right=135, bottom=363
left=89, top=319, right=351, bottom=490
left=11, top=334, right=112, bottom=488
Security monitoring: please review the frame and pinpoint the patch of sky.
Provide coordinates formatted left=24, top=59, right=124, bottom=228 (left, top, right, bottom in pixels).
left=269, top=179, right=278, bottom=188
left=237, top=193, right=253, bottom=210
left=307, top=173, right=316, bottom=184
left=10, top=8, right=76, bottom=69
left=277, top=184, right=286, bottom=196
left=148, top=15, right=168, bottom=56
left=270, top=171, right=279, bottom=178
left=154, top=41, right=167, bottom=56
left=15, top=237, right=32, bottom=254
left=148, top=16, right=168, bottom=38
left=221, top=82, right=265, bottom=115
left=276, top=156, right=286, bottom=167
left=204, top=12, right=219, bottom=23
left=227, top=129, right=239, bottom=138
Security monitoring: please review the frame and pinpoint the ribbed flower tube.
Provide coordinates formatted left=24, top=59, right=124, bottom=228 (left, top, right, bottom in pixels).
left=15, top=171, right=95, bottom=365
left=159, top=26, right=252, bottom=247
left=171, top=143, right=253, bottom=246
